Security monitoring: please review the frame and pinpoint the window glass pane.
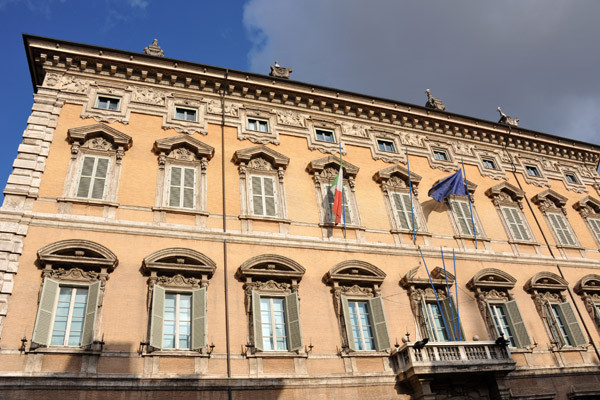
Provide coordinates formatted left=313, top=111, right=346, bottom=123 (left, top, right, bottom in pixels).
left=490, top=304, right=515, bottom=347
left=315, top=129, right=335, bottom=143
left=482, top=159, right=497, bottom=169
left=427, top=303, right=449, bottom=341
left=526, top=166, right=541, bottom=177
left=433, top=150, right=448, bottom=161
left=377, top=140, right=396, bottom=152
left=51, top=287, right=88, bottom=346
left=259, top=297, right=287, bottom=351
left=175, top=108, right=196, bottom=121
left=566, top=174, right=578, bottom=183
left=551, top=305, right=572, bottom=346
left=348, top=300, right=374, bottom=351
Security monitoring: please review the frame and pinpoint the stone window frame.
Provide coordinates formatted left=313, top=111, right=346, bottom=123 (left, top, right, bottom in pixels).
left=239, top=106, right=280, bottom=145
left=308, top=155, right=363, bottom=231
left=400, top=266, right=464, bottom=342
left=326, top=260, right=390, bottom=354
left=162, top=96, right=207, bottom=135
left=516, top=156, right=550, bottom=188
left=62, top=123, right=132, bottom=207
left=142, top=248, right=217, bottom=356
left=444, top=180, right=488, bottom=242
left=425, top=139, right=459, bottom=172
left=524, top=272, right=588, bottom=349
left=30, top=239, right=118, bottom=352
left=573, top=196, right=600, bottom=248
left=152, top=134, right=214, bottom=218
left=467, top=268, right=532, bottom=349
left=369, top=129, right=404, bottom=164
left=373, top=164, right=429, bottom=242
left=306, top=118, right=343, bottom=155
left=80, top=84, right=132, bottom=124
left=574, top=274, right=600, bottom=332
left=473, top=149, right=507, bottom=180
left=560, top=166, right=588, bottom=194
left=532, top=189, right=581, bottom=250
left=233, top=145, right=290, bottom=231
left=236, top=254, right=306, bottom=357
left=486, top=182, right=537, bottom=245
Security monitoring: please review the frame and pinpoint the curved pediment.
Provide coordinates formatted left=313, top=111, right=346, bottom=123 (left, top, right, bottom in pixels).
left=238, top=254, right=305, bottom=282
left=574, top=274, right=600, bottom=294
left=68, top=123, right=132, bottom=150
left=467, top=268, right=517, bottom=290
left=143, top=248, right=216, bottom=277
left=37, top=239, right=117, bottom=270
left=307, top=155, right=359, bottom=177
left=153, top=135, right=214, bottom=160
left=233, top=145, right=289, bottom=169
left=327, top=260, right=386, bottom=285
left=486, top=181, right=524, bottom=201
left=524, top=271, right=568, bottom=293
left=373, top=165, right=422, bottom=187
left=532, top=189, right=568, bottom=208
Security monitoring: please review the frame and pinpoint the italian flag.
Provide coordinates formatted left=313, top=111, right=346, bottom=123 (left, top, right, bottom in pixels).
left=332, top=150, right=344, bottom=225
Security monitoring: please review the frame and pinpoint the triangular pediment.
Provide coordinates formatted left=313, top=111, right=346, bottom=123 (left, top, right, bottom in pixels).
left=374, top=165, right=422, bottom=186
left=532, top=189, right=568, bottom=208
left=68, top=123, right=132, bottom=149
left=574, top=195, right=600, bottom=214
left=307, top=155, right=359, bottom=176
left=154, top=134, right=214, bottom=159
left=486, top=181, right=524, bottom=201
left=233, top=145, right=289, bottom=169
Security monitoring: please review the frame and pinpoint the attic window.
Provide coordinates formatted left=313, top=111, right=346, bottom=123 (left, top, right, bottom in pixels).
left=565, top=173, right=579, bottom=184
left=525, top=165, right=541, bottom=177
left=432, top=149, right=449, bottom=161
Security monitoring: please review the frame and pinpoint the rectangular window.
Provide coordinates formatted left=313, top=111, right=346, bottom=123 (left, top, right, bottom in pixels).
left=251, top=176, right=277, bottom=217
left=248, top=118, right=269, bottom=132
left=377, top=139, right=396, bottom=153
left=260, top=297, right=288, bottom=351
left=487, top=300, right=530, bottom=348
left=525, top=165, right=541, bottom=177
left=450, top=199, right=478, bottom=236
left=565, top=173, right=579, bottom=184
left=433, top=149, right=449, bottom=161
left=175, top=107, right=197, bottom=122
left=315, top=129, right=335, bottom=143
left=168, top=166, right=196, bottom=209
left=545, top=302, right=587, bottom=347
left=490, top=304, right=515, bottom=347
left=51, top=287, right=88, bottom=346
left=348, top=300, right=375, bottom=351
left=421, top=297, right=463, bottom=342
left=588, top=218, right=600, bottom=242
left=548, top=213, right=576, bottom=246
left=482, top=158, right=498, bottom=170
left=96, top=96, right=120, bottom=111
left=326, top=184, right=352, bottom=224
left=425, top=302, right=450, bottom=341
left=163, top=293, right=192, bottom=350
left=551, top=304, right=572, bottom=346
left=76, top=156, right=110, bottom=200
left=341, top=295, right=390, bottom=351
left=391, top=192, right=418, bottom=231
left=252, top=292, right=302, bottom=352
left=501, top=206, right=531, bottom=241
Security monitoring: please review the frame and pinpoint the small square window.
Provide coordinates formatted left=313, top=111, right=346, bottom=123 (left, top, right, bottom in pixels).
left=315, top=129, right=335, bottom=143
left=482, top=158, right=498, bottom=170
left=377, top=139, right=396, bottom=153
left=96, top=96, right=120, bottom=111
left=175, top=107, right=197, bottom=122
left=433, top=149, right=449, bottom=161
left=565, top=173, right=579, bottom=184
left=248, top=118, right=269, bottom=132
left=526, top=165, right=541, bottom=177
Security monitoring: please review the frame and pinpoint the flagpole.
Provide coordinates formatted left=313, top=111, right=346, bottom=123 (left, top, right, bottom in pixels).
left=406, top=149, right=417, bottom=244
left=339, top=142, right=346, bottom=239
left=440, top=247, right=457, bottom=341
left=453, top=249, right=462, bottom=341
left=418, top=247, right=452, bottom=340
left=461, top=160, right=477, bottom=249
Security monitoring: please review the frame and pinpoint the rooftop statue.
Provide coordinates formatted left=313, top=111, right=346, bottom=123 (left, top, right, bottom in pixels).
left=425, top=89, right=445, bottom=111
left=270, top=61, right=293, bottom=79
left=497, top=107, right=519, bottom=127
left=144, top=39, right=164, bottom=57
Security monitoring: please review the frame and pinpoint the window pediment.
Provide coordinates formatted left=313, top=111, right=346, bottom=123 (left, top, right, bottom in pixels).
left=574, top=274, right=600, bottom=295
left=143, top=248, right=216, bottom=278
left=374, top=165, right=421, bottom=190
left=233, top=145, right=290, bottom=170
left=37, top=239, right=118, bottom=271
left=486, top=182, right=525, bottom=206
left=67, top=123, right=132, bottom=151
left=532, top=189, right=568, bottom=212
left=401, top=265, right=455, bottom=289
left=467, top=268, right=516, bottom=290
left=307, top=155, right=359, bottom=178
left=153, top=135, right=214, bottom=162
left=574, top=195, right=600, bottom=217
left=327, top=260, right=386, bottom=286
left=524, top=271, right=568, bottom=293
left=237, top=254, right=305, bottom=283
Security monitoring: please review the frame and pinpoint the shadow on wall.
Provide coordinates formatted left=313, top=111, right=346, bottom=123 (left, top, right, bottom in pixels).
left=422, top=199, right=445, bottom=221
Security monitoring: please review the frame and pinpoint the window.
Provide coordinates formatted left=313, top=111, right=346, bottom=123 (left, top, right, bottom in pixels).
left=391, top=192, right=418, bottom=231
left=424, top=302, right=450, bottom=341
left=163, top=293, right=192, bottom=349
left=51, top=287, right=89, bottom=346
left=547, top=212, right=577, bottom=246
left=487, top=301, right=529, bottom=348
left=315, top=129, right=335, bottom=143
left=345, top=299, right=375, bottom=350
left=449, top=199, right=479, bottom=236
left=250, top=175, right=277, bottom=217
left=433, top=149, right=449, bottom=161
left=168, top=166, right=196, bottom=209
left=253, top=293, right=300, bottom=351
left=482, top=158, right=498, bottom=170
left=545, top=302, right=586, bottom=347
left=377, top=139, right=396, bottom=153
left=500, top=206, right=531, bottom=241
left=588, top=218, right=600, bottom=241
left=421, top=297, right=463, bottom=342
left=175, top=107, right=197, bottom=122
left=95, top=96, right=120, bottom=111
left=525, top=165, right=541, bottom=177
left=75, top=156, right=110, bottom=200
left=248, top=118, right=269, bottom=132
left=565, top=173, right=579, bottom=184
left=326, top=184, right=352, bottom=224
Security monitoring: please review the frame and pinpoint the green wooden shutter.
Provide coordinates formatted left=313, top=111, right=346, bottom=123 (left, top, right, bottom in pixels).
left=263, top=177, right=277, bottom=217
left=340, top=295, right=356, bottom=351
left=440, top=297, right=464, bottom=341
left=76, top=156, right=96, bottom=198
left=504, top=300, right=531, bottom=348
left=588, top=218, right=600, bottom=241
left=252, top=291, right=264, bottom=351
left=502, top=207, right=522, bottom=240
left=420, top=297, right=436, bottom=340
left=251, top=176, right=263, bottom=215
left=402, top=193, right=418, bottom=231
left=513, top=208, right=531, bottom=241
left=32, top=278, right=60, bottom=346
left=191, top=287, right=207, bottom=351
left=285, top=293, right=303, bottom=351
left=550, top=213, right=576, bottom=246
left=149, top=285, right=165, bottom=350
left=392, top=193, right=408, bottom=230
left=91, top=158, right=109, bottom=200
left=81, top=281, right=101, bottom=347
left=169, top=167, right=182, bottom=207
left=451, top=200, right=471, bottom=235
left=545, top=303, right=564, bottom=347
left=594, top=304, right=600, bottom=326
left=485, top=301, right=501, bottom=337
left=558, top=302, right=587, bottom=347
left=342, top=185, right=352, bottom=224
left=182, top=168, right=196, bottom=209
left=368, top=296, right=391, bottom=351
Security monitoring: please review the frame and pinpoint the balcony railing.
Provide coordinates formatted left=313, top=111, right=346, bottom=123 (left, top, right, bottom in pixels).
left=392, top=341, right=516, bottom=377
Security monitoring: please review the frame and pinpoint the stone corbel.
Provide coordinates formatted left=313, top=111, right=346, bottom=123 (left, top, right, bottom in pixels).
left=158, top=153, right=166, bottom=169
left=116, top=147, right=125, bottom=165
left=70, top=141, right=81, bottom=159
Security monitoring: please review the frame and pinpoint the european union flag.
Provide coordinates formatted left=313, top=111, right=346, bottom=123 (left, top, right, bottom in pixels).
left=428, top=169, right=466, bottom=202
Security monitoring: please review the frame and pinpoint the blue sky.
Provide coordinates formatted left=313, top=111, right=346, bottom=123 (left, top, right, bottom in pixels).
left=1, top=0, right=600, bottom=194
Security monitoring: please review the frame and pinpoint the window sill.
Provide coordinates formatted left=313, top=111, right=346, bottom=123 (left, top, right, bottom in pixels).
left=551, top=345, right=589, bottom=353
left=320, top=223, right=365, bottom=231
left=92, top=107, right=121, bottom=113
left=508, top=239, right=539, bottom=246
left=340, top=350, right=389, bottom=358
left=247, top=351, right=307, bottom=359
left=453, top=234, right=490, bottom=242
left=556, top=244, right=585, bottom=251
left=28, top=346, right=99, bottom=355
left=143, top=350, right=209, bottom=357
left=391, top=229, right=431, bottom=237
left=239, top=215, right=290, bottom=224
left=152, top=207, right=209, bottom=216
left=57, top=197, right=119, bottom=208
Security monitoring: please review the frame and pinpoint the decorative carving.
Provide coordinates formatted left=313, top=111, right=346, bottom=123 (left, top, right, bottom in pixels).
left=481, top=289, right=509, bottom=301
left=44, top=72, right=61, bottom=87
left=336, top=285, right=373, bottom=297
left=400, top=132, right=424, bottom=147
left=206, top=99, right=239, bottom=116
left=247, top=157, right=273, bottom=171
left=277, top=110, right=305, bottom=127
left=61, top=75, right=89, bottom=94
left=497, top=107, right=519, bottom=127
left=321, top=167, right=339, bottom=180
left=246, top=280, right=290, bottom=294
left=144, top=39, right=164, bottom=57
left=452, top=141, right=474, bottom=156
left=85, top=137, right=113, bottom=151
left=341, top=121, right=368, bottom=137
left=155, top=274, right=203, bottom=289
left=168, top=147, right=196, bottom=161
left=425, top=89, right=445, bottom=111
left=132, top=86, right=166, bottom=105
left=43, top=267, right=103, bottom=283
left=71, top=142, right=80, bottom=158
left=269, top=61, right=293, bottom=79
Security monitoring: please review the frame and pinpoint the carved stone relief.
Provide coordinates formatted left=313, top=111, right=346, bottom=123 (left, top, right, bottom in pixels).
left=44, top=72, right=62, bottom=88
left=60, top=75, right=90, bottom=94
left=131, top=86, right=166, bottom=105
left=277, top=110, right=305, bottom=127
left=168, top=147, right=196, bottom=161
left=400, top=132, right=425, bottom=147
left=247, top=157, right=273, bottom=171
left=83, top=137, right=113, bottom=152
left=206, top=99, right=239, bottom=116
left=451, top=140, right=474, bottom=156
left=341, top=121, right=369, bottom=138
